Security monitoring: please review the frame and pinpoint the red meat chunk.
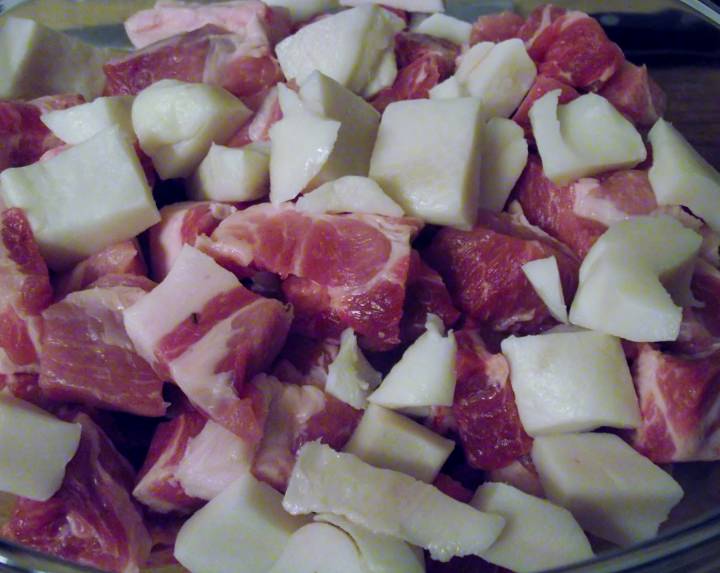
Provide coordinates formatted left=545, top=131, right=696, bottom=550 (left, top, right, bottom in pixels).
left=433, top=474, right=473, bottom=503
left=470, top=11, right=524, bottom=45
left=124, top=0, right=290, bottom=49
left=0, top=95, right=84, bottom=172
left=39, top=285, right=167, bottom=417
left=540, top=13, right=624, bottom=91
left=370, top=55, right=445, bottom=113
left=53, top=240, right=148, bottom=299
left=400, top=250, right=460, bottom=342
left=133, top=410, right=207, bottom=514
left=514, top=156, right=657, bottom=258
left=599, top=61, right=667, bottom=127
left=452, top=330, right=532, bottom=470
left=394, top=31, right=458, bottom=77
left=202, top=203, right=421, bottom=351
left=517, top=4, right=568, bottom=61
left=2, top=414, right=152, bottom=573
left=0, top=209, right=52, bottom=376
left=629, top=344, right=720, bottom=463
left=103, top=25, right=283, bottom=103
left=425, top=210, right=579, bottom=334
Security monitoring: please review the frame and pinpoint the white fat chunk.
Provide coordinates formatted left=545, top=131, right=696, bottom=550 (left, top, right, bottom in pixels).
left=277, top=83, right=306, bottom=116
left=369, top=98, right=485, bottom=229
left=362, top=49, right=398, bottom=99
left=521, top=256, right=567, bottom=323
left=176, top=421, right=254, bottom=501
left=368, top=315, right=456, bottom=409
left=339, top=0, right=444, bottom=13
left=413, top=13, right=471, bottom=45
left=132, top=79, right=252, bottom=179
left=299, top=71, right=381, bottom=184
left=531, top=433, right=684, bottom=546
left=531, top=90, right=647, bottom=185
left=649, top=118, right=720, bottom=234
left=570, top=258, right=683, bottom=342
left=324, top=328, right=382, bottom=409
left=429, top=76, right=465, bottom=100
left=276, top=6, right=402, bottom=94
left=455, top=42, right=494, bottom=84
left=501, top=331, right=641, bottom=436
left=269, top=112, right=340, bottom=203
left=41, top=96, right=135, bottom=144
left=0, top=17, right=112, bottom=99
left=471, top=483, right=593, bottom=573
left=188, top=143, right=269, bottom=202
left=268, top=522, right=367, bottom=573
left=460, top=39, right=536, bottom=118
left=316, top=514, right=425, bottom=573
left=123, top=245, right=240, bottom=367
left=296, top=176, right=404, bottom=218
left=0, top=126, right=159, bottom=271
left=283, top=442, right=505, bottom=562
left=479, top=117, right=528, bottom=212
left=264, top=0, right=339, bottom=23
left=175, top=475, right=308, bottom=573
left=0, top=394, right=81, bottom=502
left=569, top=215, right=702, bottom=342
left=344, top=404, right=455, bottom=482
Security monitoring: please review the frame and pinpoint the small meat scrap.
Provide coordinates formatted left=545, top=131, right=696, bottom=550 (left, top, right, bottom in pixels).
left=0, top=209, right=52, bottom=377
left=394, top=31, right=458, bottom=77
left=2, top=414, right=152, bottom=573
left=1, top=95, right=84, bottom=172
left=133, top=409, right=207, bottom=514
left=512, top=74, right=579, bottom=136
left=425, top=209, right=579, bottom=334
left=53, top=239, right=148, bottom=299
left=123, top=245, right=292, bottom=444
left=252, top=374, right=361, bottom=491
left=400, top=250, right=460, bottom=343
left=470, top=11, right=524, bottom=45
left=103, top=25, right=283, bottom=103
left=39, top=285, right=167, bottom=417
left=452, top=330, right=532, bottom=470
left=629, top=344, right=720, bottom=463
left=370, top=55, right=445, bottom=113
left=202, top=203, right=420, bottom=350
left=148, top=201, right=237, bottom=281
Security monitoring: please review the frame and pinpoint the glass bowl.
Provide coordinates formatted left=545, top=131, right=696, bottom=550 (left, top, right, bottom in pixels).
left=1, top=0, right=719, bottom=572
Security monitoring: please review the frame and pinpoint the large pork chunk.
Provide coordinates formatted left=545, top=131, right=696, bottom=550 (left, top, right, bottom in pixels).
left=0, top=209, right=52, bottom=377
left=40, top=285, right=167, bottom=417
left=124, top=0, right=290, bottom=49
left=2, top=414, right=152, bottom=573
left=103, top=25, right=283, bottom=105
left=598, top=61, right=667, bottom=127
left=425, top=210, right=579, bottom=334
left=453, top=330, right=531, bottom=470
left=124, top=245, right=292, bottom=443
left=201, top=203, right=419, bottom=350
left=629, top=344, right=720, bottom=463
